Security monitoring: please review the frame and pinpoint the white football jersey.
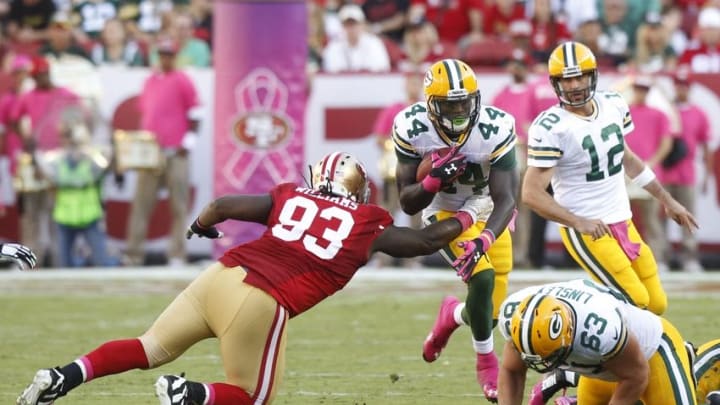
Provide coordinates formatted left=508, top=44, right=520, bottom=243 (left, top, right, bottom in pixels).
left=527, top=91, right=634, bottom=224
left=392, top=101, right=517, bottom=218
left=498, top=279, right=663, bottom=381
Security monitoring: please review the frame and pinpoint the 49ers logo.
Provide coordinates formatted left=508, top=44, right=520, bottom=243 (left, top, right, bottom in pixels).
left=232, top=111, right=291, bottom=149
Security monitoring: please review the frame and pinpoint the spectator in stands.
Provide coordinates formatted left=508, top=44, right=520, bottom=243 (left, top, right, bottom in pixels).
left=38, top=123, right=115, bottom=267
left=187, top=0, right=212, bottom=48
left=491, top=49, right=534, bottom=267
left=662, top=69, right=713, bottom=272
left=624, top=75, right=673, bottom=272
left=119, top=0, right=175, bottom=46
left=6, top=0, right=57, bottom=43
left=663, top=4, right=690, bottom=57
left=39, top=12, right=92, bottom=62
left=307, top=0, right=325, bottom=78
left=0, top=56, right=32, bottom=216
left=633, top=11, right=677, bottom=73
left=597, top=0, right=661, bottom=51
left=362, top=0, right=410, bottom=44
left=370, top=72, right=423, bottom=267
left=71, top=0, right=119, bottom=42
left=407, top=0, right=484, bottom=45
left=598, top=0, right=632, bottom=67
left=90, top=17, right=145, bottom=66
left=679, top=6, right=720, bottom=73
left=575, top=18, right=617, bottom=68
left=525, top=0, right=598, bottom=32
left=123, top=38, right=200, bottom=267
left=322, top=4, right=390, bottom=73
left=481, top=0, right=525, bottom=39
left=527, top=0, right=571, bottom=64
left=397, top=17, right=455, bottom=73
left=149, top=11, right=211, bottom=68
left=11, top=56, right=83, bottom=267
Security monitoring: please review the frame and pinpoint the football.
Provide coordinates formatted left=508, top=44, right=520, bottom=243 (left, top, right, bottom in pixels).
left=416, top=147, right=452, bottom=182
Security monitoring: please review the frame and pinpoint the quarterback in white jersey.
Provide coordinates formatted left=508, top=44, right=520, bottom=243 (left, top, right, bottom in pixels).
left=498, top=279, right=696, bottom=405
left=393, top=58, right=517, bottom=401
left=522, top=41, right=697, bottom=317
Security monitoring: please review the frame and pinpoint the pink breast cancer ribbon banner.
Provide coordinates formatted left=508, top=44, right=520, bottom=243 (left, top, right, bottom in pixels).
left=213, top=0, right=307, bottom=255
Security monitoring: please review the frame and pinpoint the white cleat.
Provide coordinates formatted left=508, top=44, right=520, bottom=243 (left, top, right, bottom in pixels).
left=17, top=368, right=65, bottom=405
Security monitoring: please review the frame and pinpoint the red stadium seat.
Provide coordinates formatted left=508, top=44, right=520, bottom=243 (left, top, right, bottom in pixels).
left=381, top=35, right=405, bottom=70
left=461, top=37, right=514, bottom=67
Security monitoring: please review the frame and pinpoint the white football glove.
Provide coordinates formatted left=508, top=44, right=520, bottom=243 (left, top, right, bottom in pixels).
left=457, top=196, right=494, bottom=224
left=0, top=243, right=38, bottom=270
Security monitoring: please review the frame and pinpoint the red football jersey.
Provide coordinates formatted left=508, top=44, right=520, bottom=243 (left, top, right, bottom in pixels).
left=220, top=183, right=393, bottom=317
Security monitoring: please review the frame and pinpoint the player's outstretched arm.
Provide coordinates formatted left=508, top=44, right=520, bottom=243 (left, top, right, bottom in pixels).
left=603, top=334, right=649, bottom=404
left=371, top=214, right=467, bottom=257
left=498, top=340, right=528, bottom=405
left=187, top=194, right=273, bottom=239
left=624, top=146, right=699, bottom=233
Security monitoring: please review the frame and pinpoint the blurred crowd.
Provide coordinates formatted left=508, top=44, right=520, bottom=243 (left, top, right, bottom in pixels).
left=308, top=0, right=720, bottom=75
left=0, top=0, right=212, bottom=72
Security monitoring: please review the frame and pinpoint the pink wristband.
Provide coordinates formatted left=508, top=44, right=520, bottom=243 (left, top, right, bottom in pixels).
left=421, top=175, right=442, bottom=193
left=454, top=211, right=474, bottom=231
left=479, top=229, right=496, bottom=248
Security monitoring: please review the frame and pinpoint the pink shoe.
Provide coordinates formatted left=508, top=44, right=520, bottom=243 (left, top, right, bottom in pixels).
left=476, top=352, right=499, bottom=403
left=554, top=396, right=577, bottom=405
left=528, top=381, right=545, bottom=405
left=422, top=296, right=461, bottom=362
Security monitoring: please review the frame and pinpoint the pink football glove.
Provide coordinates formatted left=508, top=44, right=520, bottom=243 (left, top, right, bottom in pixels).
left=451, top=230, right=496, bottom=282
left=421, top=147, right=467, bottom=193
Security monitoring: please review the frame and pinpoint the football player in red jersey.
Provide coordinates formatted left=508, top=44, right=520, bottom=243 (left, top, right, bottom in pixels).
left=17, top=152, right=477, bottom=405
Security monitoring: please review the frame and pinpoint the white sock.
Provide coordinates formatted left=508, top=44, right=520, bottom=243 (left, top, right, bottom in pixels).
left=453, top=302, right=467, bottom=325
left=473, top=335, right=494, bottom=354
left=74, top=359, right=88, bottom=382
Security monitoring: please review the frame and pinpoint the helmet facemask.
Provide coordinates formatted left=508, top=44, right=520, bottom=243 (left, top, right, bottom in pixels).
left=551, top=71, right=598, bottom=107
left=520, top=345, right=572, bottom=373
left=427, top=90, right=480, bottom=139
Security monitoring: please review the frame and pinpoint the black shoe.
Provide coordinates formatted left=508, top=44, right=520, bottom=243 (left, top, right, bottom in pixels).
left=17, top=368, right=66, bottom=405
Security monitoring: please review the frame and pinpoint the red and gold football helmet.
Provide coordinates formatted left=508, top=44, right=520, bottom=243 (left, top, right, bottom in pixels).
left=510, top=294, right=575, bottom=373
left=312, top=152, right=370, bottom=203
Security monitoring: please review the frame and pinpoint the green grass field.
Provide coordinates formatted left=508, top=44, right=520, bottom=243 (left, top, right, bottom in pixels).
left=1, top=269, right=718, bottom=404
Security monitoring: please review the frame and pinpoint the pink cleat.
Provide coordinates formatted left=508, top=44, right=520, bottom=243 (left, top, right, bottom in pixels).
left=554, top=396, right=577, bottom=405
left=476, top=352, right=499, bottom=403
left=528, top=381, right=546, bottom=405
left=422, top=296, right=461, bottom=362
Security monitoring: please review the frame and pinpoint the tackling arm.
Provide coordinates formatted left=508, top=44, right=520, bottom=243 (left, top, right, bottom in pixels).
left=396, top=159, right=435, bottom=215
left=602, top=334, right=649, bottom=405
left=498, top=340, right=528, bottom=405
left=371, top=215, right=465, bottom=257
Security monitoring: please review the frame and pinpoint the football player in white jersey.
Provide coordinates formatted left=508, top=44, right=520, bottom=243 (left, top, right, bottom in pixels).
left=393, top=58, right=517, bottom=401
left=497, top=279, right=697, bottom=404
left=522, top=41, right=697, bottom=317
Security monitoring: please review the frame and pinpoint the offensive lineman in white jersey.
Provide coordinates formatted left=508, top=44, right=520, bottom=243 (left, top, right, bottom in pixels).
left=522, top=41, right=697, bottom=317
left=497, top=279, right=697, bottom=404
left=393, top=58, right=517, bottom=401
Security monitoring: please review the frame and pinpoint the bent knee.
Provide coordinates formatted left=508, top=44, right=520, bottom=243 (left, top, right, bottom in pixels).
left=139, top=333, right=174, bottom=368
